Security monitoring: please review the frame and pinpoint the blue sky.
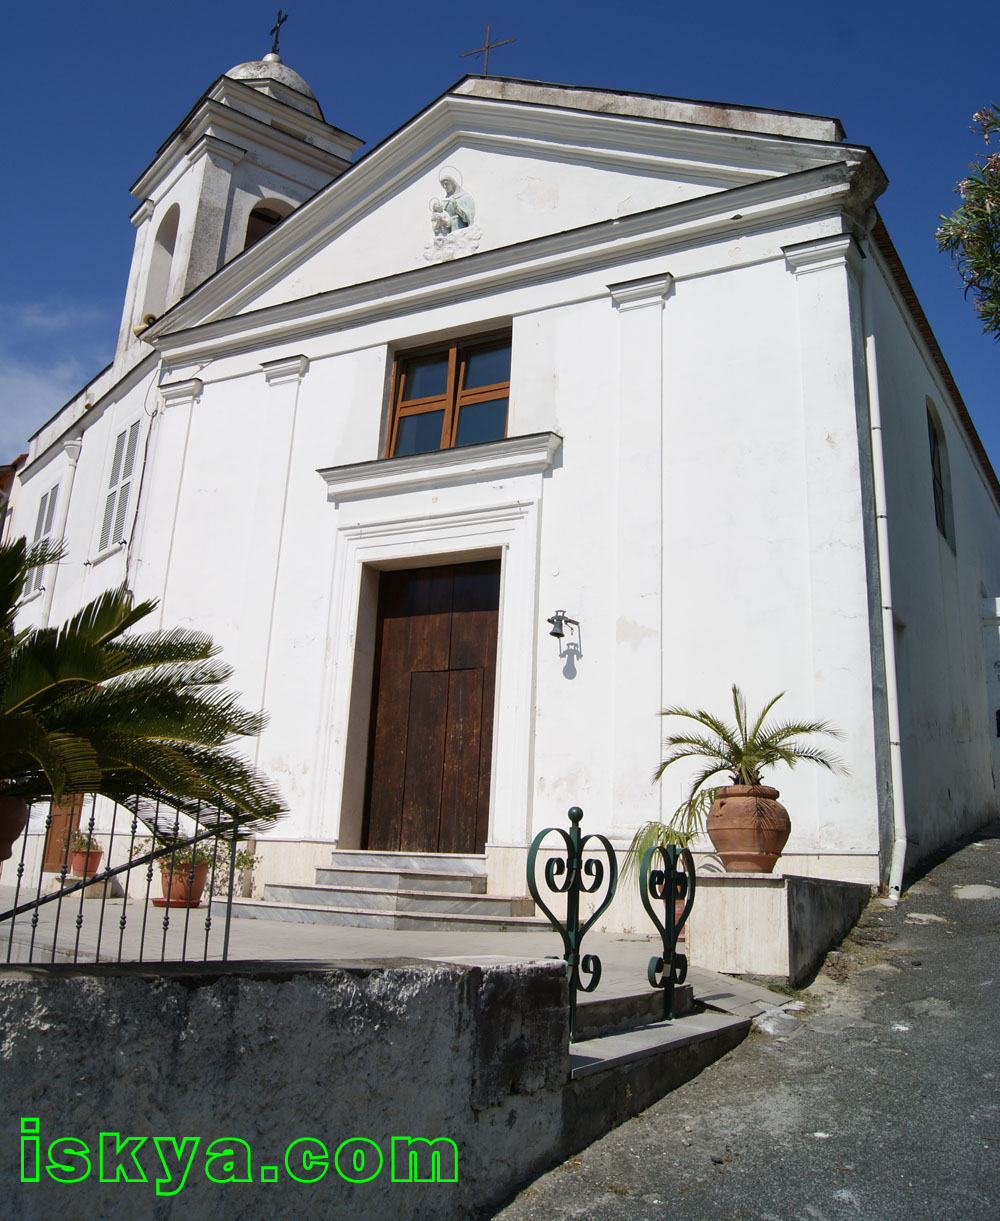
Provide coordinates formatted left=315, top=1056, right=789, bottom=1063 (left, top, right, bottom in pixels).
left=3, top=0, right=995, bottom=464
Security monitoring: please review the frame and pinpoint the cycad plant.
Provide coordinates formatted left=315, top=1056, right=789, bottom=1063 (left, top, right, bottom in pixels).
left=625, top=685, right=843, bottom=879
left=0, top=536, right=285, bottom=834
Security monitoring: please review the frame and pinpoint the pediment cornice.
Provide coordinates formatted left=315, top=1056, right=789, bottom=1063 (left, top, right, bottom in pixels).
left=148, top=158, right=882, bottom=366
left=144, top=89, right=880, bottom=339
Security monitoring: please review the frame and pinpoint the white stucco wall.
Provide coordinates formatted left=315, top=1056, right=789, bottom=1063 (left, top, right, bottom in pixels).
left=8, top=83, right=996, bottom=921
left=867, top=248, right=1000, bottom=860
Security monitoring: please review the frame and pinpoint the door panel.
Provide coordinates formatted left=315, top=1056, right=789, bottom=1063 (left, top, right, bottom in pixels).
left=439, top=669, right=484, bottom=855
left=42, top=796, right=83, bottom=872
left=364, top=560, right=500, bottom=854
left=400, top=671, right=450, bottom=851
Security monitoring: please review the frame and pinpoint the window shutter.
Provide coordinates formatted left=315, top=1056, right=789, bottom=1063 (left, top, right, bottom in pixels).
left=98, top=421, right=141, bottom=552
left=112, top=483, right=131, bottom=544
left=108, top=430, right=126, bottom=490
left=98, top=491, right=117, bottom=553
left=29, top=486, right=58, bottom=593
left=32, top=489, right=50, bottom=544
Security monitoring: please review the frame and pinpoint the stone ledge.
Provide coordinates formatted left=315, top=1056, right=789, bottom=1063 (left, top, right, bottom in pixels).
left=688, top=874, right=872, bottom=984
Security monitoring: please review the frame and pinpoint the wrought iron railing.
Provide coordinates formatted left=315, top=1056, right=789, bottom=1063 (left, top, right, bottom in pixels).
left=527, top=807, right=618, bottom=1040
left=527, top=807, right=697, bottom=1038
left=0, top=798, right=247, bottom=965
left=639, top=842, right=696, bottom=1020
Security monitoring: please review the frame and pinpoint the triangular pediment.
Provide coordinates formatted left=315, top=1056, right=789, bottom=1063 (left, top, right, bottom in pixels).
left=151, top=78, right=874, bottom=337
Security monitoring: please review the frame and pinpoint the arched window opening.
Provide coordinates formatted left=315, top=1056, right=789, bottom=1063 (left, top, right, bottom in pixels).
left=926, top=399, right=955, bottom=549
left=244, top=201, right=292, bottom=250
left=141, top=204, right=180, bottom=325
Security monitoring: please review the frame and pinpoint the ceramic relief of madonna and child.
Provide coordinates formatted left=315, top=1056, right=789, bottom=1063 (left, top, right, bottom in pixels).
left=424, top=166, right=482, bottom=262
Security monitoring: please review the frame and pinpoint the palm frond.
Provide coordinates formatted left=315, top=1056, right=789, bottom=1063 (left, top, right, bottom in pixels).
left=660, top=704, right=740, bottom=750
left=0, top=713, right=101, bottom=801
left=746, top=687, right=785, bottom=742
left=655, top=686, right=846, bottom=794
left=102, top=628, right=221, bottom=673
left=61, top=584, right=157, bottom=646
left=3, top=632, right=111, bottom=714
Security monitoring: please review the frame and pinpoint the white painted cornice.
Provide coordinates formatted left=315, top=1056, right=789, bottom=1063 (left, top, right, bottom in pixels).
left=149, top=161, right=865, bottom=366
left=207, top=76, right=361, bottom=156
left=159, top=377, right=203, bottom=408
left=23, top=353, right=158, bottom=476
left=131, top=94, right=352, bottom=201
left=319, top=432, right=562, bottom=502
left=188, top=135, right=245, bottom=170
left=130, top=198, right=155, bottom=227
left=262, top=354, right=310, bottom=385
left=609, top=272, right=674, bottom=311
left=144, top=88, right=882, bottom=335
left=783, top=233, right=864, bottom=277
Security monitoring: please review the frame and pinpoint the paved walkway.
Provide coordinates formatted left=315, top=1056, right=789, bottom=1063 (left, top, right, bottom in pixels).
left=0, top=881, right=779, bottom=1018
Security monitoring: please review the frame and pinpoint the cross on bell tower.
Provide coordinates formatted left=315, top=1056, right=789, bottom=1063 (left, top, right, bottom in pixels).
left=270, top=9, right=288, bottom=55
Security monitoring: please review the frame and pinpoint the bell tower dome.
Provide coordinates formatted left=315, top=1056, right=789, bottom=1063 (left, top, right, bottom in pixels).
left=114, top=49, right=363, bottom=373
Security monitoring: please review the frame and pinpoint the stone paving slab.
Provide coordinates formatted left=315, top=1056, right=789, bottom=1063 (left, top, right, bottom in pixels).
left=0, top=883, right=787, bottom=1016
left=569, top=1011, right=751, bottom=1078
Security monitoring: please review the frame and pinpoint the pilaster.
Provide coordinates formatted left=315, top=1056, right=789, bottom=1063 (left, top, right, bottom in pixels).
left=783, top=232, right=879, bottom=845
left=608, top=272, right=673, bottom=830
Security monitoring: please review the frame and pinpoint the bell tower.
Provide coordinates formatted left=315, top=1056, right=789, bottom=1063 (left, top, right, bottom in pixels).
left=114, top=50, right=363, bottom=374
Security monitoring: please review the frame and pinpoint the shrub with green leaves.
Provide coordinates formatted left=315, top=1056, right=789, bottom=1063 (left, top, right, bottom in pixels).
left=937, top=105, right=1000, bottom=340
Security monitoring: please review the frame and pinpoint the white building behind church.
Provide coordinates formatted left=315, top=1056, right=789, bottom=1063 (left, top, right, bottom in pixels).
left=8, top=52, right=1000, bottom=928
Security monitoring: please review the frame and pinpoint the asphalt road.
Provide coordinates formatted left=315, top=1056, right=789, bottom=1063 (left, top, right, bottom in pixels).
left=495, top=820, right=1000, bottom=1221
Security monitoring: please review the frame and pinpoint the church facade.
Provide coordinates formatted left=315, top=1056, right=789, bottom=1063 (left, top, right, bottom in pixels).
left=9, top=54, right=1000, bottom=923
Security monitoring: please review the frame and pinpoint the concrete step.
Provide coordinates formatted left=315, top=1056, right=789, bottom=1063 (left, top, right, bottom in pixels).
left=574, top=985, right=695, bottom=1040
left=221, top=896, right=551, bottom=933
left=569, top=1010, right=751, bottom=1079
left=327, top=850, right=486, bottom=876
left=263, top=883, right=534, bottom=918
left=314, top=867, right=487, bottom=894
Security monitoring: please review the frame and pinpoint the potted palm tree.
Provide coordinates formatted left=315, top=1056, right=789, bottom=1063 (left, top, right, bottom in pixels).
left=0, top=536, right=286, bottom=865
left=628, top=685, right=844, bottom=875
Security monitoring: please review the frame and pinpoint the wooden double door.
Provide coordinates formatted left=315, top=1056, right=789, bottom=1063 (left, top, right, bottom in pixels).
left=364, top=560, right=499, bottom=855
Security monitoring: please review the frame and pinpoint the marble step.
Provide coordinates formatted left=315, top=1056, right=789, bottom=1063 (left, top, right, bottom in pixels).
left=314, top=867, right=487, bottom=894
left=575, top=985, right=696, bottom=1040
left=221, top=897, right=551, bottom=933
left=263, top=882, right=534, bottom=918
left=569, top=1010, right=751, bottom=1079
left=328, top=850, right=486, bottom=876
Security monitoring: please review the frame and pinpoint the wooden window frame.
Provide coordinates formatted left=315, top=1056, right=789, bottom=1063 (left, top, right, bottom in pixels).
left=386, top=332, right=511, bottom=457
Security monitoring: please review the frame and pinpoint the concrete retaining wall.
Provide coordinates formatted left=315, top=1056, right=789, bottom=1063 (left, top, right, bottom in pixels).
left=0, top=958, right=570, bottom=1219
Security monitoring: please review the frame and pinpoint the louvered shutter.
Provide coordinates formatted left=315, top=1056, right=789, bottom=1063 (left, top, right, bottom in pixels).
left=29, top=486, right=59, bottom=593
left=99, top=421, right=141, bottom=552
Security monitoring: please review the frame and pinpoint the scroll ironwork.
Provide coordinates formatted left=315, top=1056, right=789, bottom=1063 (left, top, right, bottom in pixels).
left=640, top=843, right=696, bottom=1020
left=526, top=806, right=618, bottom=1041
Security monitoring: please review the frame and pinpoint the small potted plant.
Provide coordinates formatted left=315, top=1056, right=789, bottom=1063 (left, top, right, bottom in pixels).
left=153, top=839, right=259, bottom=907
left=627, top=685, right=844, bottom=875
left=64, top=829, right=104, bottom=878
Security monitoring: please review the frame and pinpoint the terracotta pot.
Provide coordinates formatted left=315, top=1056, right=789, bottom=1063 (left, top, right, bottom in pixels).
left=155, top=861, right=209, bottom=908
left=706, top=785, right=790, bottom=873
left=0, top=796, right=30, bottom=863
left=70, top=848, right=104, bottom=878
